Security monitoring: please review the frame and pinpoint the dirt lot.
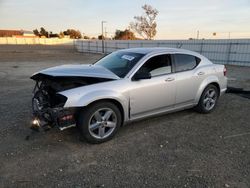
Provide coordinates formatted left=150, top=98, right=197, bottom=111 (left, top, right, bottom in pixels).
left=0, top=45, right=249, bottom=188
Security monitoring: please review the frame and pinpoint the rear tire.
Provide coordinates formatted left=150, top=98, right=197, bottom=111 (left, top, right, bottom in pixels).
left=77, top=101, right=122, bottom=144
left=195, top=84, right=219, bottom=114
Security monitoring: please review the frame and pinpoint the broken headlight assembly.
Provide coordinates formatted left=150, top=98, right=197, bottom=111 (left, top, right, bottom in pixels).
left=30, top=81, right=76, bottom=132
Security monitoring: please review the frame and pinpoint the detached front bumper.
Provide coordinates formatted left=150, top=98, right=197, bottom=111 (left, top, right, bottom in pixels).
left=31, top=107, right=77, bottom=132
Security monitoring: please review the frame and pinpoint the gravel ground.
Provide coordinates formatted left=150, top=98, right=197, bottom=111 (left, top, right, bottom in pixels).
left=0, top=45, right=249, bottom=188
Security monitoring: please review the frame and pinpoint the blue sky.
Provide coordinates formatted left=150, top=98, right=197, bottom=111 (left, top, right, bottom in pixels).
left=0, top=0, right=250, bottom=39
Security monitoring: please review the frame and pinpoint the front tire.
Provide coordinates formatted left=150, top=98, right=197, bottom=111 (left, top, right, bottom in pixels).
left=77, top=101, right=122, bottom=144
left=195, top=84, right=219, bottom=114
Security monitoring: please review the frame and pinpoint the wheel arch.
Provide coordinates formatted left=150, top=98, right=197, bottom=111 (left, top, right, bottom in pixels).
left=209, top=82, right=220, bottom=94
left=85, top=98, right=126, bottom=125
left=194, top=76, right=220, bottom=104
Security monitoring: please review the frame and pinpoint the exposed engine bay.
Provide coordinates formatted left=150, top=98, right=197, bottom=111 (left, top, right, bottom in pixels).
left=30, top=73, right=113, bottom=131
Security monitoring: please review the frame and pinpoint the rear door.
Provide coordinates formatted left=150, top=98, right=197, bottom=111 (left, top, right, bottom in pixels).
left=172, top=53, right=203, bottom=106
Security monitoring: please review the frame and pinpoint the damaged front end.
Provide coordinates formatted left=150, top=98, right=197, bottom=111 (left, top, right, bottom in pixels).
left=31, top=77, right=78, bottom=131
left=30, top=64, right=119, bottom=132
left=30, top=77, right=115, bottom=132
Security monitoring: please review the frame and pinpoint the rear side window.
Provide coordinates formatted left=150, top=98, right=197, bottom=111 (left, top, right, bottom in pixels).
left=174, top=54, right=200, bottom=72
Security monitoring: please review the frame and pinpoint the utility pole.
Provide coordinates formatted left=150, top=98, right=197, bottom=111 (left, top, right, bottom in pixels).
left=105, top=27, right=107, bottom=39
left=101, top=21, right=107, bottom=53
left=196, top=30, right=200, bottom=40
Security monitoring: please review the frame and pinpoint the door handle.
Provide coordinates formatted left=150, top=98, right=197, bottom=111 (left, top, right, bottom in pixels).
left=198, top=72, right=205, bottom=76
left=165, top=77, right=175, bottom=82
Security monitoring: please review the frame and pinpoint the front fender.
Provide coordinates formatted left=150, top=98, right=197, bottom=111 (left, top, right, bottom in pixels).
left=77, top=90, right=127, bottom=107
left=194, top=76, right=219, bottom=104
left=62, top=89, right=129, bottom=121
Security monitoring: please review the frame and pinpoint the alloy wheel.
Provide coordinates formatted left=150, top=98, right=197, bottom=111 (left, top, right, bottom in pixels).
left=203, top=88, right=217, bottom=111
left=88, top=108, right=117, bottom=139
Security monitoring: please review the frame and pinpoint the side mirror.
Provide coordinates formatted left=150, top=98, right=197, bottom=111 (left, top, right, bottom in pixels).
left=132, top=71, right=151, bottom=81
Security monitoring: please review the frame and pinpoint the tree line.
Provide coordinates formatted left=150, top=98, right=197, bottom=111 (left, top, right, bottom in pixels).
left=33, top=28, right=82, bottom=39
left=33, top=4, right=158, bottom=40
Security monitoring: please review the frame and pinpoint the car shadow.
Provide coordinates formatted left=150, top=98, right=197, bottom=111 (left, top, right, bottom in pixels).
left=226, top=86, right=250, bottom=99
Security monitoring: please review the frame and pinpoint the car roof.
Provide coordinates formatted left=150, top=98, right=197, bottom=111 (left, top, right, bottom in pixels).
left=118, top=47, right=202, bottom=57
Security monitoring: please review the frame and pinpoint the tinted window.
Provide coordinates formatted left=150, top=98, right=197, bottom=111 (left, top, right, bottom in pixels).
left=174, top=54, right=199, bottom=72
left=95, top=51, right=144, bottom=78
left=137, top=55, right=172, bottom=77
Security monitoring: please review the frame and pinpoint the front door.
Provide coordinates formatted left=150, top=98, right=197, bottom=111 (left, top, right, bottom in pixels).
left=129, top=54, right=176, bottom=119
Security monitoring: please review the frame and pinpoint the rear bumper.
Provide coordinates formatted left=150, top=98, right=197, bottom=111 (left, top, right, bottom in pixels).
left=219, top=76, right=227, bottom=96
left=220, top=88, right=227, bottom=96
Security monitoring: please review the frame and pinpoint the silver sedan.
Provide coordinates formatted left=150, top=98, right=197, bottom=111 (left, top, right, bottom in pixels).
left=31, top=48, right=227, bottom=143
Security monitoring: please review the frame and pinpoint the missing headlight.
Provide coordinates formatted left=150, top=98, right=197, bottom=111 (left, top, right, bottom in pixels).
left=53, top=94, right=68, bottom=107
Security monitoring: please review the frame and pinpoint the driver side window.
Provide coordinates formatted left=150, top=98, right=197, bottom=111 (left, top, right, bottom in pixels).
left=138, top=54, right=172, bottom=77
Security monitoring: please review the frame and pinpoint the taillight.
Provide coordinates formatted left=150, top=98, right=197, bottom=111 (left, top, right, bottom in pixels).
left=223, top=66, right=227, bottom=76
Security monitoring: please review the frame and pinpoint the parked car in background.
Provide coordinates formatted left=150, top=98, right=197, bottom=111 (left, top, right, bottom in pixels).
left=30, top=48, right=227, bottom=143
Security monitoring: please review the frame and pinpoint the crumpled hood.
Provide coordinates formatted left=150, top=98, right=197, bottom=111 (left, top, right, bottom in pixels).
left=31, top=64, right=120, bottom=80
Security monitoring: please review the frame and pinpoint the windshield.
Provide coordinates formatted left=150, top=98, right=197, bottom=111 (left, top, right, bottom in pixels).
left=95, top=51, right=145, bottom=78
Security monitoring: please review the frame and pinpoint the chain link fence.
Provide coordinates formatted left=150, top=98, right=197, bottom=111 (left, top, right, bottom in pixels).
left=74, top=39, right=250, bottom=66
